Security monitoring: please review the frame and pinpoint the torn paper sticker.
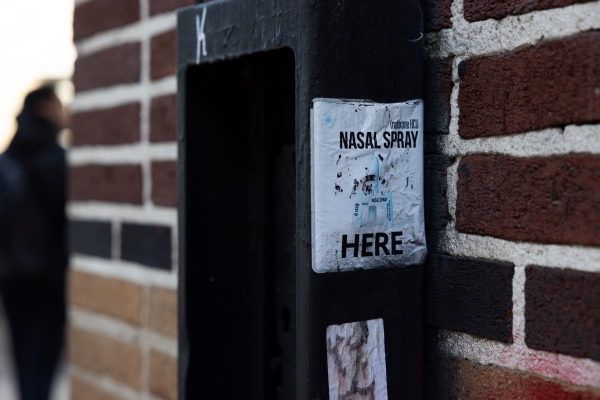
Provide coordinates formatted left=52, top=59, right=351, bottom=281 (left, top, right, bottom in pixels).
left=311, top=98, right=426, bottom=273
left=326, top=319, right=388, bottom=400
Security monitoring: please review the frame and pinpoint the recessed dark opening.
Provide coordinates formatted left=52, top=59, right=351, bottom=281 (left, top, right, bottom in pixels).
left=184, top=48, right=296, bottom=400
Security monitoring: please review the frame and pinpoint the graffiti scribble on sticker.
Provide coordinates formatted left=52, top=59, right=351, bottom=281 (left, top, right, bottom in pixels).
left=326, top=319, right=388, bottom=400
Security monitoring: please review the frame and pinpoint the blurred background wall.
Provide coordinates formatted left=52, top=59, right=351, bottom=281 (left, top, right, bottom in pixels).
left=0, top=0, right=75, bottom=151
left=67, top=0, right=191, bottom=399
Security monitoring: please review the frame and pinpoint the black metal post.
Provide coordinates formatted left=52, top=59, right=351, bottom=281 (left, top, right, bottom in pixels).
left=177, top=1, right=424, bottom=398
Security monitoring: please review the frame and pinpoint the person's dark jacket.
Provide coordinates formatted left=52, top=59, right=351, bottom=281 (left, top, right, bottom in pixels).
left=0, top=110, right=67, bottom=277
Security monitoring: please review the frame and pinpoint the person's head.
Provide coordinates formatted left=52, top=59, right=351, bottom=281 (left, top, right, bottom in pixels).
left=22, top=85, right=68, bottom=130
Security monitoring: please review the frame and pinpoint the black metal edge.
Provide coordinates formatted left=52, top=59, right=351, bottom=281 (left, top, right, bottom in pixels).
left=176, top=2, right=307, bottom=398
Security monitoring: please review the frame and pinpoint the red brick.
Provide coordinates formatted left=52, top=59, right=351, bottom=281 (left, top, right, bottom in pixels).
left=69, top=164, right=143, bottom=204
left=464, top=0, right=596, bottom=22
left=74, top=0, right=139, bottom=40
left=69, top=327, right=141, bottom=388
left=427, top=357, right=600, bottom=399
left=456, top=154, right=600, bottom=246
left=526, top=266, right=600, bottom=361
left=152, top=161, right=177, bottom=207
left=73, top=43, right=141, bottom=92
left=151, top=30, right=177, bottom=81
left=421, top=0, right=452, bottom=31
left=150, top=95, right=177, bottom=143
left=150, top=0, right=195, bottom=16
left=72, top=103, right=140, bottom=146
left=68, top=270, right=142, bottom=325
left=458, top=32, right=600, bottom=139
left=149, top=351, right=177, bottom=400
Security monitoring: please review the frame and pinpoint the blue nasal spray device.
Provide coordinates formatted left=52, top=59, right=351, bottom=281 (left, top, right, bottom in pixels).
left=352, top=154, right=394, bottom=229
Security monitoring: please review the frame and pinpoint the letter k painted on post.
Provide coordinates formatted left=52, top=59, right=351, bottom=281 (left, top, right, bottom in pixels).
left=196, top=8, right=207, bottom=63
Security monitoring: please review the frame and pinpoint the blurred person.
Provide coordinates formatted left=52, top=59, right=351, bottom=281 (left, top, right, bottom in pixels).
left=0, top=84, right=68, bottom=400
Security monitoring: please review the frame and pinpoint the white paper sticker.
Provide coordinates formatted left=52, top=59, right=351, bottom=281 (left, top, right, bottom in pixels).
left=311, top=98, right=426, bottom=273
left=326, top=319, right=388, bottom=400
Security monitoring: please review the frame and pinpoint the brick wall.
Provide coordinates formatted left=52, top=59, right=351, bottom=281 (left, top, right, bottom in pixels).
left=69, top=0, right=600, bottom=398
left=68, top=0, right=191, bottom=398
left=423, top=0, right=600, bottom=397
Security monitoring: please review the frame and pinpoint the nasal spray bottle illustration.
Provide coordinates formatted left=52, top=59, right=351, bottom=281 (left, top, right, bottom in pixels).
left=352, top=154, right=394, bottom=229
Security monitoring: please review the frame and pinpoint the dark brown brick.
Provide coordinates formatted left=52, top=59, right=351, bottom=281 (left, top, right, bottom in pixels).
left=150, top=0, right=195, bottom=16
left=74, top=0, right=139, bottom=41
left=464, top=0, right=596, bottom=22
left=152, top=161, right=177, bottom=207
left=425, top=354, right=600, bottom=399
left=421, top=0, right=453, bottom=31
left=526, top=266, right=600, bottom=361
left=151, top=30, right=176, bottom=81
left=456, top=154, right=600, bottom=246
left=73, top=43, right=141, bottom=92
left=458, top=32, right=600, bottom=139
left=121, top=223, right=172, bottom=270
left=426, top=254, right=514, bottom=342
left=71, top=376, right=121, bottom=400
left=149, top=351, right=177, bottom=400
left=150, top=95, right=177, bottom=142
left=69, top=327, right=141, bottom=388
left=424, top=58, right=453, bottom=135
left=69, top=164, right=143, bottom=204
left=69, top=220, right=112, bottom=258
left=72, top=103, right=140, bottom=146
left=68, top=270, right=142, bottom=325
